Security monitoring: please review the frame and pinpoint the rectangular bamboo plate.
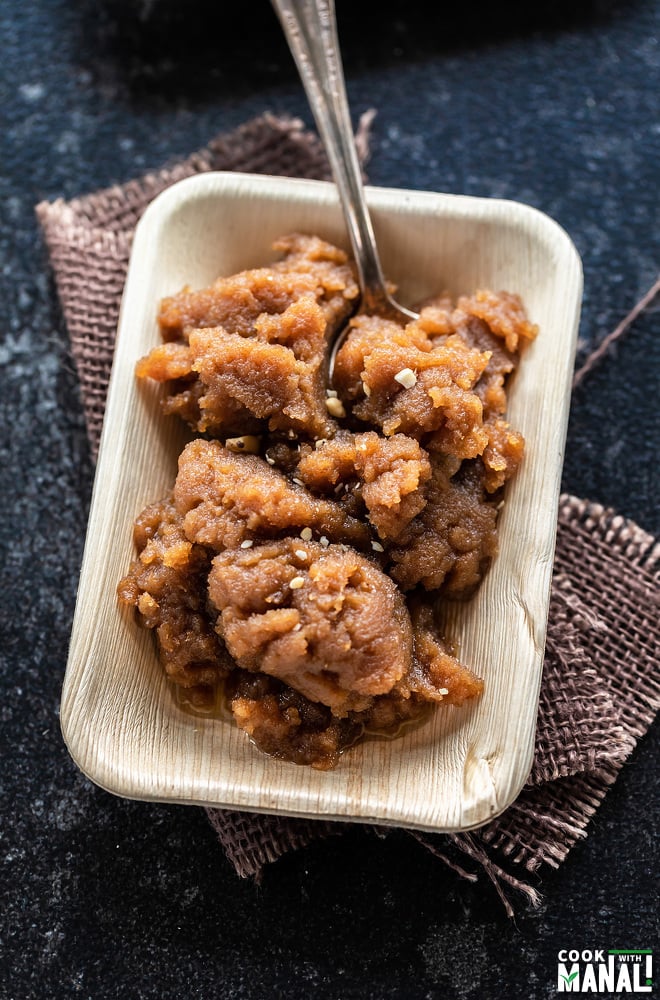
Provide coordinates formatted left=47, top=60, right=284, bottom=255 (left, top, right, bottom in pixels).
left=61, top=172, right=582, bottom=831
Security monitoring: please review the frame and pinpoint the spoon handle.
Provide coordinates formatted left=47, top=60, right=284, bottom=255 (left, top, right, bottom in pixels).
left=271, top=0, right=392, bottom=312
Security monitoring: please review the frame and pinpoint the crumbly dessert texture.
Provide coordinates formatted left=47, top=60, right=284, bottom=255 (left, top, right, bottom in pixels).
left=118, top=233, right=537, bottom=769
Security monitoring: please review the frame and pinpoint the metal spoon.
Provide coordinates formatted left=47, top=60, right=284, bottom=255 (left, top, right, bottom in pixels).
left=271, top=0, right=419, bottom=375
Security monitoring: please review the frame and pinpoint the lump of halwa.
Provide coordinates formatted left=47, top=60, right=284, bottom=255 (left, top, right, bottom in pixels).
left=334, top=314, right=492, bottom=458
left=173, top=438, right=371, bottom=551
left=226, top=670, right=363, bottom=770
left=208, top=538, right=413, bottom=716
left=116, top=497, right=232, bottom=692
left=118, top=236, right=536, bottom=768
left=388, top=459, right=500, bottom=596
left=136, top=234, right=359, bottom=440
left=296, top=430, right=431, bottom=540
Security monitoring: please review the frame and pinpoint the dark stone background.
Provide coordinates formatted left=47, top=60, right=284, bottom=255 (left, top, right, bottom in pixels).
left=1, top=0, right=658, bottom=997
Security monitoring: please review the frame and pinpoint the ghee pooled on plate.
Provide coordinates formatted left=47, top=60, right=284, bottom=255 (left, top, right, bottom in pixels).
left=118, top=234, right=537, bottom=769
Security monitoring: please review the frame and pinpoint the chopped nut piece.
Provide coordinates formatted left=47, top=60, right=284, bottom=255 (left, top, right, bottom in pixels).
left=225, top=435, right=261, bottom=454
left=394, top=368, right=417, bottom=389
left=326, top=396, right=346, bottom=418
left=289, top=576, right=305, bottom=589
left=300, top=527, right=313, bottom=541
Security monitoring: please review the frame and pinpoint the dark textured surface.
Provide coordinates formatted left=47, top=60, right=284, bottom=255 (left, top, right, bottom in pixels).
left=1, top=1, right=658, bottom=997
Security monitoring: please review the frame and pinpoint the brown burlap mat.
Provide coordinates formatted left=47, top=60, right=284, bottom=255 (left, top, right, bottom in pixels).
left=37, top=114, right=660, bottom=915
